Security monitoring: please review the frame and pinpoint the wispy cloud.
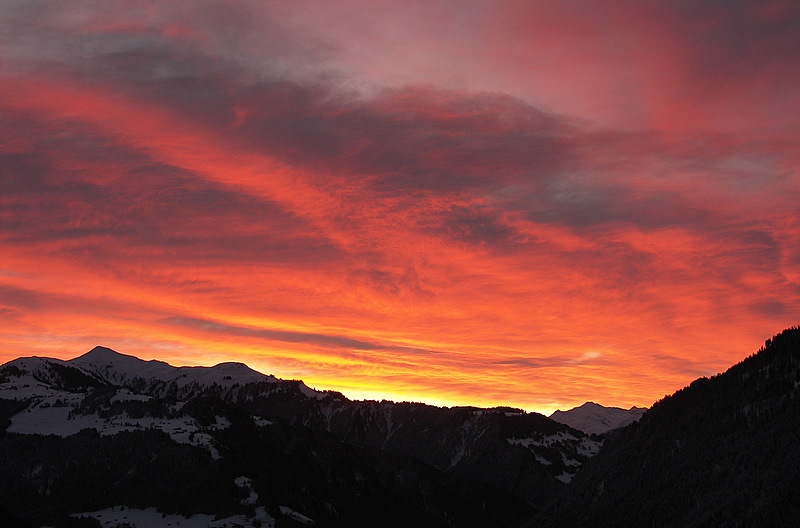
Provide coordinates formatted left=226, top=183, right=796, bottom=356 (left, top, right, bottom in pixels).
left=162, top=316, right=437, bottom=355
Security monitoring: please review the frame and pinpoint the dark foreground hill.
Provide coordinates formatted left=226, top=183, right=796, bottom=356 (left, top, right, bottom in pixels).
left=533, top=326, right=800, bottom=528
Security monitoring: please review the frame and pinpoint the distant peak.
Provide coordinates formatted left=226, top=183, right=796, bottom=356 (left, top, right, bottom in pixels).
left=72, top=346, right=155, bottom=365
left=550, top=401, right=648, bottom=434
left=87, top=346, right=119, bottom=355
left=77, top=346, right=125, bottom=360
left=214, top=361, right=251, bottom=369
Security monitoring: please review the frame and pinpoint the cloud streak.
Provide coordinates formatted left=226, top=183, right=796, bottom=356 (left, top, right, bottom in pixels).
left=162, top=316, right=437, bottom=355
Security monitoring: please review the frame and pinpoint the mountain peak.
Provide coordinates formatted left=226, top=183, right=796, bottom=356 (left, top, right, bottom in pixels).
left=76, top=346, right=142, bottom=363
left=72, top=346, right=174, bottom=370
left=66, top=348, right=276, bottom=392
left=81, top=346, right=123, bottom=359
left=69, top=346, right=176, bottom=386
left=550, top=401, right=647, bottom=434
left=89, top=346, right=117, bottom=354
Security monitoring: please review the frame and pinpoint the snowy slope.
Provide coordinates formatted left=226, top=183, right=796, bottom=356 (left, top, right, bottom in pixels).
left=0, top=347, right=284, bottom=460
left=0, top=346, right=326, bottom=460
left=0, top=355, right=104, bottom=400
left=550, top=402, right=647, bottom=434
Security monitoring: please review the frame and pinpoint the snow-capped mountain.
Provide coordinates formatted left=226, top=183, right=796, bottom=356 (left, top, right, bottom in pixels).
left=0, top=346, right=599, bottom=528
left=549, top=401, right=647, bottom=434
left=0, top=345, right=332, bottom=401
left=72, top=346, right=276, bottom=385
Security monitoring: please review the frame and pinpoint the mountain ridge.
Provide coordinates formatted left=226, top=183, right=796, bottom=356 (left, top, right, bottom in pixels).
left=3, top=328, right=798, bottom=527
left=0, top=345, right=599, bottom=527
left=69, top=345, right=279, bottom=390
left=9, top=346, right=647, bottom=415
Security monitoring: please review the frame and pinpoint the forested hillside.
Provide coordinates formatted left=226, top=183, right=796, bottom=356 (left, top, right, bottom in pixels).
left=533, top=327, right=800, bottom=527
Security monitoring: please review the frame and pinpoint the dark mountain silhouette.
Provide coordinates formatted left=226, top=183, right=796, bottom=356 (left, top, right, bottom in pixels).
left=0, top=346, right=597, bottom=527
left=0, top=505, right=34, bottom=528
left=533, top=326, right=800, bottom=527
left=3, top=326, right=798, bottom=528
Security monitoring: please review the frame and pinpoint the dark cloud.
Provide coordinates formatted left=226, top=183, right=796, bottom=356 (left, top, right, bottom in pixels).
left=2, top=0, right=793, bottom=290
left=0, top=285, right=44, bottom=311
left=492, top=357, right=573, bottom=369
left=162, top=316, right=437, bottom=355
left=646, top=353, right=717, bottom=378
left=5, top=2, right=580, bottom=198
left=540, top=185, right=712, bottom=230
left=699, top=227, right=784, bottom=284
left=677, top=0, right=800, bottom=71
left=748, top=300, right=789, bottom=317
left=6, top=0, right=776, bottom=242
left=0, top=112, right=343, bottom=267
left=346, top=266, right=431, bottom=298
left=493, top=352, right=609, bottom=369
left=423, top=205, right=529, bottom=249
left=221, top=84, right=578, bottom=198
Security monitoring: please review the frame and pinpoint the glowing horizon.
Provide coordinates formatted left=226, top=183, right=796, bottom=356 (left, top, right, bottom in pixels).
left=2, top=1, right=799, bottom=415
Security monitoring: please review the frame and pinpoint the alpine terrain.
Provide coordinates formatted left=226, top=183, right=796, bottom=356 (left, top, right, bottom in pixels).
left=0, top=347, right=599, bottom=528
left=2, top=326, right=798, bottom=527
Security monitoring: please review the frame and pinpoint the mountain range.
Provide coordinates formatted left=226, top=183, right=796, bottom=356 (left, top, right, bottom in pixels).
left=0, top=346, right=600, bottom=527
left=1, top=326, right=799, bottom=527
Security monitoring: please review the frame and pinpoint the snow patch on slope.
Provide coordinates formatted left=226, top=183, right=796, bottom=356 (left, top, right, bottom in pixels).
left=7, top=391, right=229, bottom=460
left=0, top=373, right=68, bottom=400
left=74, top=505, right=274, bottom=528
left=507, top=430, right=579, bottom=448
left=556, top=472, right=574, bottom=484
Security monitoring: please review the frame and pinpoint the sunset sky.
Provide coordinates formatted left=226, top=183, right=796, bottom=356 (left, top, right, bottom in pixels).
left=2, top=0, right=799, bottom=414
